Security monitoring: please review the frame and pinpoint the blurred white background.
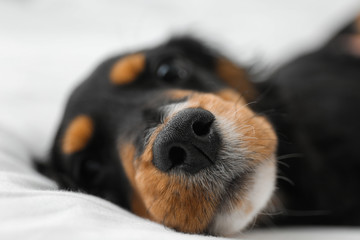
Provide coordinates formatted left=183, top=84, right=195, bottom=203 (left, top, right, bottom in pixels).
left=1, top=1, right=360, bottom=239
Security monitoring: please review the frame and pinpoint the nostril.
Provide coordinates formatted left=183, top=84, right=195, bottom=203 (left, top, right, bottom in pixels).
left=192, top=120, right=213, bottom=137
left=168, top=146, right=187, bottom=167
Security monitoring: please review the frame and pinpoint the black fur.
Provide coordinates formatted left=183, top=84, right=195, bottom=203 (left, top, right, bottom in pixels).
left=259, top=17, right=360, bottom=225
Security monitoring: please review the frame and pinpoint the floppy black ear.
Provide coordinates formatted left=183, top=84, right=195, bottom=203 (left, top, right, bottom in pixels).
left=43, top=112, right=132, bottom=209
left=43, top=115, right=104, bottom=192
left=166, top=36, right=258, bottom=102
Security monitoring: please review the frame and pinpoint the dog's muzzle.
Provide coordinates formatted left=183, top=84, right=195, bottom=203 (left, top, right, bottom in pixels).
left=120, top=90, right=277, bottom=236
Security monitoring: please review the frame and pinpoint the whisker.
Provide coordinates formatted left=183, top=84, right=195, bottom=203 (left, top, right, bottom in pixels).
left=258, top=210, right=284, bottom=216
left=277, top=175, right=294, bottom=186
left=277, top=153, right=303, bottom=160
left=233, top=100, right=258, bottom=117
left=277, top=160, right=289, bottom=168
left=284, top=209, right=332, bottom=217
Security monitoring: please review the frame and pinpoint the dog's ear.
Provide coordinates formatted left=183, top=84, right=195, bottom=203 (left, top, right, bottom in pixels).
left=166, top=36, right=258, bottom=102
left=48, top=114, right=100, bottom=190
left=47, top=113, right=132, bottom=208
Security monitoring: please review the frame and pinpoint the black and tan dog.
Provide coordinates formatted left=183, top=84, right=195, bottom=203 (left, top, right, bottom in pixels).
left=42, top=14, right=360, bottom=236
left=45, top=37, right=277, bottom=236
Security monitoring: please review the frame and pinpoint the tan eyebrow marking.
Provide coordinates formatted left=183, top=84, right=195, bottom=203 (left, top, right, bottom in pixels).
left=216, top=57, right=258, bottom=102
left=62, top=115, right=94, bottom=154
left=110, top=53, right=146, bottom=85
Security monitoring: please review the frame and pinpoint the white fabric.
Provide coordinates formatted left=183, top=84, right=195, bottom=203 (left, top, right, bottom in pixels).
left=1, top=0, right=360, bottom=239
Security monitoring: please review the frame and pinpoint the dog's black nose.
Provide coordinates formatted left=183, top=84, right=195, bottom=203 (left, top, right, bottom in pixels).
left=153, top=108, right=220, bottom=174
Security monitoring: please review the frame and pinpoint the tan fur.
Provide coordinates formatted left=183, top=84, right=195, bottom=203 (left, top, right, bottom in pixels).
left=131, top=188, right=151, bottom=219
left=119, top=143, right=137, bottom=188
left=216, top=88, right=246, bottom=104
left=345, top=14, right=360, bottom=57
left=110, top=53, right=145, bottom=85
left=243, top=116, right=277, bottom=161
left=62, top=115, right=93, bottom=154
left=186, top=92, right=277, bottom=163
left=135, top=138, right=219, bottom=233
left=119, top=142, right=150, bottom=219
left=244, top=202, right=253, bottom=215
left=348, top=35, right=360, bottom=57
left=166, top=89, right=193, bottom=100
left=216, top=58, right=258, bottom=102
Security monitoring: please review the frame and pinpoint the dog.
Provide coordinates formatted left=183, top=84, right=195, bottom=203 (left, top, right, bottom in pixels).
left=41, top=14, right=360, bottom=236
left=43, top=37, right=277, bottom=236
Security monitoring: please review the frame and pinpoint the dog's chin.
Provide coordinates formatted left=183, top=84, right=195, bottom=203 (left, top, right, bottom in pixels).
left=209, top=157, right=276, bottom=237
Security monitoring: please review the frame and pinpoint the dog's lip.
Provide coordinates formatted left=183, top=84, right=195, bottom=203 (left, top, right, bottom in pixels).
left=164, top=143, right=215, bottom=173
left=192, top=144, right=215, bottom=164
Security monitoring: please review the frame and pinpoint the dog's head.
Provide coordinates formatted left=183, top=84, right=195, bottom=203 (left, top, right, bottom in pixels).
left=51, top=37, right=277, bottom=236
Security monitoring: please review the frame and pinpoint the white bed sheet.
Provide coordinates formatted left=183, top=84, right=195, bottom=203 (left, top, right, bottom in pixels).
left=1, top=0, right=360, bottom=239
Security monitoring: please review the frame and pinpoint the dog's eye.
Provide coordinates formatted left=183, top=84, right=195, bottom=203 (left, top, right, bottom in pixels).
left=156, top=60, right=189, bottom=83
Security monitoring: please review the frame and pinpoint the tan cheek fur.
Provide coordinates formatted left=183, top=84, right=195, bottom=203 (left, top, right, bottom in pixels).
left=216, top=88, right=247, bottom=104
left=187, top=92, right=277, bottom=163
left=110, top=53, right=145, bottom=85
left=119, top=142, right=150, bottom=219
left=62, top=115, right=94, bottom=154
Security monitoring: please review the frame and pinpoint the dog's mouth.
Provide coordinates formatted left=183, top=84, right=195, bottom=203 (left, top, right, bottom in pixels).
left=119, top=89, right=277, bottom=236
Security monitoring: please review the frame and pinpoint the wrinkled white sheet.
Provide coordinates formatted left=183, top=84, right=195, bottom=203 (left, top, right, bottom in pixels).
left=1, top=0, right=360, bottom=239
